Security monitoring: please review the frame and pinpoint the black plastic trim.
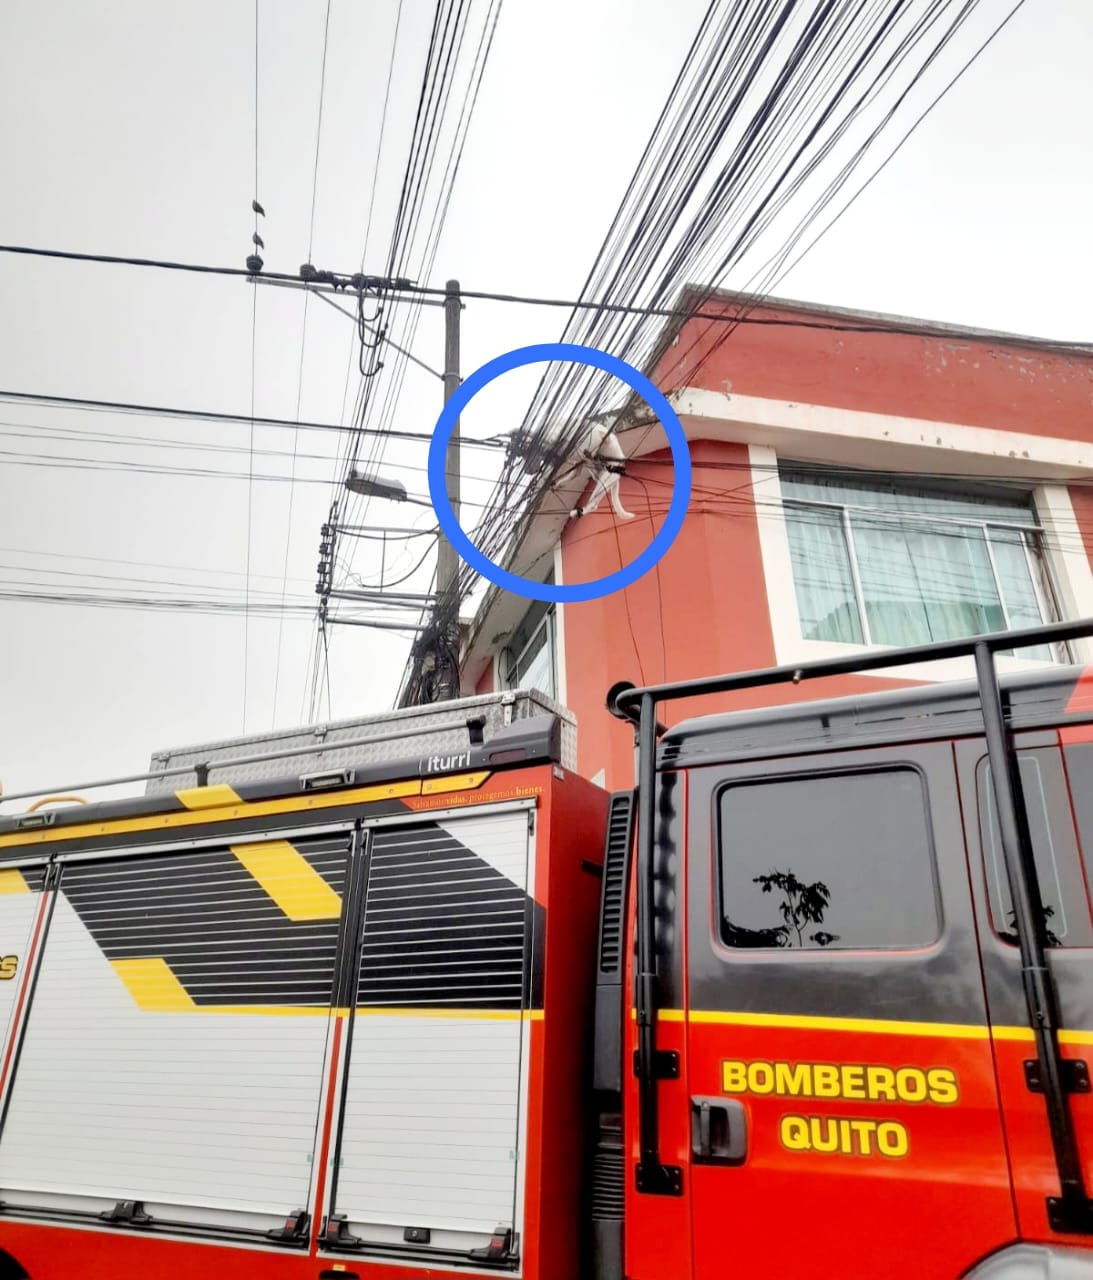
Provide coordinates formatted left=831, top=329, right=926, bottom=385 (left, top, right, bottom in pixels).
left=592, top=792, right=634, bottom=1097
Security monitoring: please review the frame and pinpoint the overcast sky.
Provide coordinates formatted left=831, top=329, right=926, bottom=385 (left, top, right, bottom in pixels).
left=1, top=0, right=1090, bottom=801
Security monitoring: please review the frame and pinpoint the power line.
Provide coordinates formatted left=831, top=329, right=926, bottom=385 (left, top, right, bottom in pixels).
left=447, top=0, right=1076, bottom=632
left=0, top=388, right=508, bottom=448
left=5, top=242, right=1080, bottom=347
left=243, top=258, right=258, bottom=734
left=274, top=0, right=336, bottom=731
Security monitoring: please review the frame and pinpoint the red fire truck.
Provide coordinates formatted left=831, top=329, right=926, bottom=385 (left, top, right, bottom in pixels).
left=2, top=617, right=1093, bottom=1280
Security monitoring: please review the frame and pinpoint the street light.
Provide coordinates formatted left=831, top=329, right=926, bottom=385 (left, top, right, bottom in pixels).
left=345, top=470, right=408, bottom=503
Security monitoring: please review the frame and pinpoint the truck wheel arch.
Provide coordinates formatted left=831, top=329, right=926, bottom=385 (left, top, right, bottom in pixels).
left=0, top=1248, right=28, bottom=1280
left=964, top=1245, right=1093, bottom=1280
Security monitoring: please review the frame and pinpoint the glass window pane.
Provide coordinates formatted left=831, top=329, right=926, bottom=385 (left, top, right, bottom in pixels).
left=719, top=769, right=940, bottom=950
left=779, top=469, right=1055, bottom=657
left=989, top=529, right=1052, bottom=661
left=852, top=515, right=1003, bottom=646
left=978, top=753, right=1093, bottom=947
left=512, top=617, right=555, bottom=698
left=1062, top=743, right=1093, bottom=921
left=784, top=503, right=863, bottom=643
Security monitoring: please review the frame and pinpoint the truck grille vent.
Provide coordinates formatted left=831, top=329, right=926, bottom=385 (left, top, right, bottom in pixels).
left=597, top=793, right=633, bottom=975
left=590, top=1121, right=625, bottom=1221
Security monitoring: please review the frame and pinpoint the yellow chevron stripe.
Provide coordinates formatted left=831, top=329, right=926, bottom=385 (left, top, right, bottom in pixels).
left=231, top=840, right=342, bottom=921
left=176, top=784, right=244, bottom=810
left=112, top=958, right=196, bottom=1012
left=0, top=868, right=30, bottom=894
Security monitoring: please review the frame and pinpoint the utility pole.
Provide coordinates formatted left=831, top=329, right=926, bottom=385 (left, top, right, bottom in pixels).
left=433, top=279, right=462, bottom=700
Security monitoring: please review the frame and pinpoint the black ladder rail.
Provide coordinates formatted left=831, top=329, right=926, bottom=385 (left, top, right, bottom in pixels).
left=611, top=615, right=1093, bottom=1216
left=975, top=643, right=1093, bottom=1232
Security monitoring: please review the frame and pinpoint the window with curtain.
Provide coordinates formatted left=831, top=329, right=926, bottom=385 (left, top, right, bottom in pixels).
left=501, top=596, right=557, bottom=700
left=779, top=468, right=1060, bottom=662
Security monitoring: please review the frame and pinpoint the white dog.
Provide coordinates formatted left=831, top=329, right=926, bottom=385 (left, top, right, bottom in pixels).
left=569, top=423, right=634, bottom=520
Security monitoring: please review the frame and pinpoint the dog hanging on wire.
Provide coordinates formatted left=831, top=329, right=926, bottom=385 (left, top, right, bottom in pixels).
left=569, top=422, right=634, bottom=521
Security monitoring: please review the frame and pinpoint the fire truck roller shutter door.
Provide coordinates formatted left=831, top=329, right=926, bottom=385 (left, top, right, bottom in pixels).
left=0, top=832, right=351, bottom=1231
left=329, top=807, right=536, bottom=1258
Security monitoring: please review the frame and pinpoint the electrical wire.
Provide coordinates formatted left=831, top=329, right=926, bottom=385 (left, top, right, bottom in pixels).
left=273, top=0, right=335, bottom=730
left=0, top=243, right=1081, bottom=348
left=452, top=0, right=1060, bottom=638
left=243, top=273, right=258, bottom=734
left=326, top=0, right=506, bottom=697
left=0, top=388, right=508, bottom=448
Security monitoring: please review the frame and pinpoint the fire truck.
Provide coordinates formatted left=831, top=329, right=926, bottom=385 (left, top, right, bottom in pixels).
left=2, top=616, right=1093, bottom=1280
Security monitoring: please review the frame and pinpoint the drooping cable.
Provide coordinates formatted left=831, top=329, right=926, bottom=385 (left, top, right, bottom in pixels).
left=273, top=0, right=335, bottom=729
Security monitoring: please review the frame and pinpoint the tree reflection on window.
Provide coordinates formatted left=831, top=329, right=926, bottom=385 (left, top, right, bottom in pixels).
left=723, top=870, right=840, bottom=949
left=718, top=769, right=940, bottom=951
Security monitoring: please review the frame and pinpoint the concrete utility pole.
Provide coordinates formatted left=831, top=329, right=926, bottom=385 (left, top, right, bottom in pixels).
left=434, top=278, right=462, bottom=700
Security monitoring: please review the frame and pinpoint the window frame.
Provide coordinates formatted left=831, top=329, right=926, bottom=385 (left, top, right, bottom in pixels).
left=976, top=749, right=1093, bottom=949
left=783, top=496, right=1055, bottom=648
left=779, top=467, right=1064, bottom=658
left=500, top=601, right=558, bottom=700
left=749, top=449, right=1082, bottom=682
left=713, top=763, right=944, bottom=956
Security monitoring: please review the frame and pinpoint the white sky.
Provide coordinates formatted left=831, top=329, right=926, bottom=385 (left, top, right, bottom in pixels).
left=1, top=0, right=1090, bottom=800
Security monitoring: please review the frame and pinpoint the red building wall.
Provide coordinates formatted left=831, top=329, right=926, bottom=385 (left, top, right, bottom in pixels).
left=556, top=302, right=1093, bottom=789
left=560, top=444, right=926, bottom=787
left=657, top=295, right=1092, bottom=435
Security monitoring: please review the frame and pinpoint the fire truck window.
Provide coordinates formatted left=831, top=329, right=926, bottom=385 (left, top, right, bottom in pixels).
left=1064, top=743, right=1093, bottom=910
left=978, top=753, right=1093, bottom=948
left=717, top=769, right=940, bottom=950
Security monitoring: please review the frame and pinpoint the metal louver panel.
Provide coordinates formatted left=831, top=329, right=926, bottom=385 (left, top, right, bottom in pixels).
left=592, top=793, right=633, bottom=1098
left=358, top=818, right=530, bottom=1010
left=56, top=834, right=348, bottom=1006
left=590, top=1115, right=625, bottom=1220
left=598, top=793, right=634, bottom=975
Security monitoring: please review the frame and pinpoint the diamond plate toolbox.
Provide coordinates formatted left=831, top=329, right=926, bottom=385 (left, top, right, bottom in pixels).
left=146, top=690, right=577, bottom=794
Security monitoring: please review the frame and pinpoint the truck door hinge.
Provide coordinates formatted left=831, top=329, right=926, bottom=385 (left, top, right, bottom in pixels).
left=322, top=1213, right=363, bottom=1250
left=1047, top=1194, right=1093, bottom=1235
left=99, top=1200, right=153, bottom=1227
left=633, top=1049, right=679, bottom=1080
left=469, top=1225, right=518, bottom=1263
left=266, top=1207, right=310, bottom=1243
left=635, top=1161, right=683, bottom=1197
left=1025, top=1059, right=1090, bottom=1094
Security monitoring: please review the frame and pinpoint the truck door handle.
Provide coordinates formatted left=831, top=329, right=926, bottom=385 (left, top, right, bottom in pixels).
left=691, top=1096, right=747, bottom=1165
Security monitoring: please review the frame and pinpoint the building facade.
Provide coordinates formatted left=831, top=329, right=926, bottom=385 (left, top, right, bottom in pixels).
left=459, top=290, right=1093, bottom=790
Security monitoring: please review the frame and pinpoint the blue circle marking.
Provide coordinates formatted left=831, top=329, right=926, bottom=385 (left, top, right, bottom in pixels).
left=428, top=342, right=691, bottom=604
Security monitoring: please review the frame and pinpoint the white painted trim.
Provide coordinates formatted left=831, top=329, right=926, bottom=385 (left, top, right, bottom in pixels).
left=1034, top=485, right=1093, bottom=663
left=749, top=444, right=798, bottom=666
left=552, top=544, right=568, bottom=707
left=672, top=388, right=1093, bottom=479
left=747, top=445, right=1089, bottom=684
